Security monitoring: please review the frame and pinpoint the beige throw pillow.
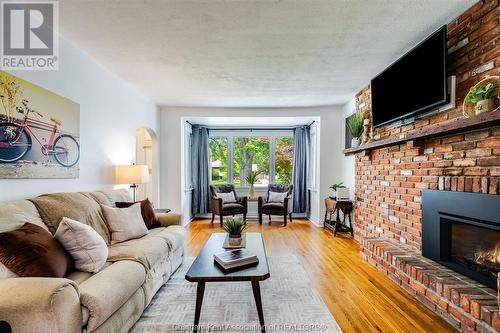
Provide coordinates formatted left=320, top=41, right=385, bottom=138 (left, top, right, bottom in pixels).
left=268, top=191, right=288, bottom=203
left=215, top=192, right=236, bottom=204
left=101, top=203, right=148, bottom=244
left=55, top=217, right=108, bottom=273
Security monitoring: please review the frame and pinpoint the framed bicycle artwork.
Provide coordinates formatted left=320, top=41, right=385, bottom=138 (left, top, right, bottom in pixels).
left=0, top=71, right=80, bottom=179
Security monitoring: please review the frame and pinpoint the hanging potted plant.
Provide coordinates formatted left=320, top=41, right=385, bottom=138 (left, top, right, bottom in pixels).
left=222, top=218, right=247, bottom=246
left=465, top=81, right=499, bottom=116
left=245, top=170, right=261, bottom=200
left=347, top=113, right=364, bottom=147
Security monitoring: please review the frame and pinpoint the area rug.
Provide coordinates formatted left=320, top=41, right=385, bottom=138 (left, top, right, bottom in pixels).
left=131, top=256, right=342, bottom=333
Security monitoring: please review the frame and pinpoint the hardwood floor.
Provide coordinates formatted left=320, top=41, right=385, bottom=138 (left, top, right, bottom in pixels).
left=185, top=218, right=455, bottom=333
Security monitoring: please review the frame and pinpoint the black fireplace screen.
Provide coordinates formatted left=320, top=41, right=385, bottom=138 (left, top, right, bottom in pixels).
left=422, top=190, right=500, bottom=289
left=450, top=221, right=500, bottom=283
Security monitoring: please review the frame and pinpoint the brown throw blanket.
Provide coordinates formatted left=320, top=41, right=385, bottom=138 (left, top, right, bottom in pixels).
left=30, top=192, right=111, bottom=244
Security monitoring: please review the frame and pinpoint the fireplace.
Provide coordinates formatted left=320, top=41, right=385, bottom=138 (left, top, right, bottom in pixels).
left=422, top=190, right=500, bottom=289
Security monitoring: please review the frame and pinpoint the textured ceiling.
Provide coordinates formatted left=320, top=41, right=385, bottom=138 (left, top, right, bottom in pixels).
left=59, top=0, right=474, bottom=107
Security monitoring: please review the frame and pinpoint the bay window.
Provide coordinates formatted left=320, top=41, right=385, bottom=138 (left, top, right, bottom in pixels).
left=209, top=131, right=293, bottom=187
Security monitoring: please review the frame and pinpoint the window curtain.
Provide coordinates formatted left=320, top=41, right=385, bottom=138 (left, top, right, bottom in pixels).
left=292, top=125, right=310, bottom=213
left=190, top=126, right=210, bottom=214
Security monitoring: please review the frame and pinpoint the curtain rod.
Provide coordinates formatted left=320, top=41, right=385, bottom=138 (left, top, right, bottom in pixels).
left=208, top=127, right=297, bottom=131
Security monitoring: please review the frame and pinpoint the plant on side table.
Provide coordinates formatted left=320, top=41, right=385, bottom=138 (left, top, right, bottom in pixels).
left=223, top=218, right=247, bottom=246
left=245, top=170, right=261, bottom=200
left=346, top=113, right=364, bottom=147
left=329, top=182, right=345, bottom=198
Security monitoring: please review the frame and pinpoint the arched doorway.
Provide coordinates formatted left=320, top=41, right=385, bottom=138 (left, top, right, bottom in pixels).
left=136, top=127, right=159, bottom=205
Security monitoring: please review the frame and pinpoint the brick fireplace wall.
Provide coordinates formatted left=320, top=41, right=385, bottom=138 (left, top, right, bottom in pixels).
left=352, top=1, right=500, bottom=331
left=354, top=0, right=500, bottom=247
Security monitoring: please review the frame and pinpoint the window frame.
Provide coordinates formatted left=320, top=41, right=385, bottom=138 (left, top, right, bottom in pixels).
left=209, top=129, right=294, bottom=188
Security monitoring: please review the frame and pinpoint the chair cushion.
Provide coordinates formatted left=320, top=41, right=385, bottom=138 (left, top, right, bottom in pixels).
left=261, top=202, right=286, bottom=214
left=262, top=202, right=285, bottom=209
left=222, top=203, right=246, bottom=213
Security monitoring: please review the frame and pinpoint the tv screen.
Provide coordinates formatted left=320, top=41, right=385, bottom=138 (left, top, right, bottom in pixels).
left=371, top=26, right=448, bottom=128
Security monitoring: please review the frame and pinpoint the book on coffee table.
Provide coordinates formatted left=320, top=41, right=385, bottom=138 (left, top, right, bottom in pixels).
left=214, top=249, right=259, bottom=270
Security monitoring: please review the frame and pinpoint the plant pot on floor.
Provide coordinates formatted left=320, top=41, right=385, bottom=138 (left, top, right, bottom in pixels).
left=351, top=138, right=360, bottom=148
left=228, top=234, right=242, bottom=246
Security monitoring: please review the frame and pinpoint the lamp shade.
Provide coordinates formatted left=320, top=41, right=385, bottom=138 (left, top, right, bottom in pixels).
left=115, top=165, right=150, bottom=184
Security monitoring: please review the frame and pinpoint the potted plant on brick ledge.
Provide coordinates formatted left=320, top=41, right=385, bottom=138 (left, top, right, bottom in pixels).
left=463, top=76, right=500, bottom=117
left=347, top=113, right=364, bottom=147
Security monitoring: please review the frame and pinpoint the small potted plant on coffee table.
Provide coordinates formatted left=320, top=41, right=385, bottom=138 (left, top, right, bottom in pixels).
left=223, top=218, right=247, bottom=246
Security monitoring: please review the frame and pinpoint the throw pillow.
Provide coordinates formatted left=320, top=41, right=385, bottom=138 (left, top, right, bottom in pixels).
left=215, top=192, right=236, bottom=204
left=55, top=217, right=108, bottom=273
left=0, top=222, right=73, bottom=277
left=268, top=191, right=288, bottom=203
left=101, top=203, right=148, bottom=244
left=115, top=198, right=160, bottom=229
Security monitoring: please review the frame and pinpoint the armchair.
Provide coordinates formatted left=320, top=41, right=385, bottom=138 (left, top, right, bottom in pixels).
left=258, top=184, right=293, bottom=226
left=210, top=184, right=248, bottom=226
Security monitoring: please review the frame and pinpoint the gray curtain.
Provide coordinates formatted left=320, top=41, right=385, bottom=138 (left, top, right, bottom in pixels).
left=190, top=126, right=210, bottom=214
left=292, top=125, right=310, bottom=213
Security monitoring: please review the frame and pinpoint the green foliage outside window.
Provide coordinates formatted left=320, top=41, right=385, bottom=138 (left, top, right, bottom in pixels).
left=209, top=137, right=228, bottom=184
left=233, top=137, right=269, bottom=186
left=275, top=137, right=293, bottom=184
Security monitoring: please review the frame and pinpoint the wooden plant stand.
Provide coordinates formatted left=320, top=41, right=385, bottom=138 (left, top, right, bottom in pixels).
left=324, top=198, right=354, bottom=237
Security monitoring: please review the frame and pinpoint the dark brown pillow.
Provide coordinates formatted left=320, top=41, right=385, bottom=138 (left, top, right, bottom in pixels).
left=0, top=223, right=73, bottom=277
left=115, top=198, right=160, bottom=229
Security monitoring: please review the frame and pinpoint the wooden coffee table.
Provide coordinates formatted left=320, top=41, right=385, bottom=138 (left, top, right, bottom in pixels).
left=185, top=233, right=270, bottom=333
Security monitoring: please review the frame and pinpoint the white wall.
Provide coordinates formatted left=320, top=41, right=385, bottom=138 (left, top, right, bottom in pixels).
left=0, top=37, right=159, bottom=202
left=341, top=98, right=356, bottom=198
left=160, top=106, right=345, bottom=226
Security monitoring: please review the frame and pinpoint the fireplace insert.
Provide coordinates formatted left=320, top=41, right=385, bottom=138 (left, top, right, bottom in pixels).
left=422, top=190, right=500, bottom=289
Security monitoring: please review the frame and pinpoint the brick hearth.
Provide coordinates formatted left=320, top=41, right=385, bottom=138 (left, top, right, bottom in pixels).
left=352, top=1, right=500, bottom=331
left=362, top=238, right=499, bottom=332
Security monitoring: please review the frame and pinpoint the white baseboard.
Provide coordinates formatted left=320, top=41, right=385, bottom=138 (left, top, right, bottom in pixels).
left=308, top=214, right=322, bottom=227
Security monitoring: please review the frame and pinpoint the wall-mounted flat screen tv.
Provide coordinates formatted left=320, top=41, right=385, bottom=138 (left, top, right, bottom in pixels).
left=371, top=26, right=448, bottom=128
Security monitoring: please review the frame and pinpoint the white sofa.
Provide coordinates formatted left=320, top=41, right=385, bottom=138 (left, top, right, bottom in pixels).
left=0, top=189, right=186, bottom=333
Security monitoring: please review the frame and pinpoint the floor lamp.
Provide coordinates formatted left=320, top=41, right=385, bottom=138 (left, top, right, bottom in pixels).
left=115, top=164, right=150, bottom=202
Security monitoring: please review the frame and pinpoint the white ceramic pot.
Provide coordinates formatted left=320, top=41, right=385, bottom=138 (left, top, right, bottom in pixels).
left=351, top=137, right=360, bottom=148
left=228, top=235, right=242, bottom=246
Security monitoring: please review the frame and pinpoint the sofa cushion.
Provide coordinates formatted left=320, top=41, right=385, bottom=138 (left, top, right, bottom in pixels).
left=30, top=192, right=111, bottom=244
left=0, top=199, right=47, bottom=232
left=55, top=217, right=108, bottom=273
left=107, top=233, right=171, bottom=270
left=0, top=222, right=73, bottom=277
left=97, top=189, right=132, bottom=207
left=79, top=260, right=146, bottom=332
left=115, top=198, right=160, bottom=229
left=148, top=226, right=186, bottom=253
left=101, top=204, right=148, bottom=244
